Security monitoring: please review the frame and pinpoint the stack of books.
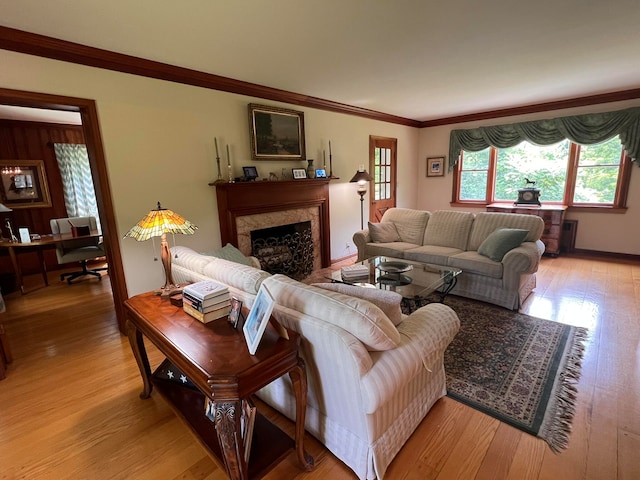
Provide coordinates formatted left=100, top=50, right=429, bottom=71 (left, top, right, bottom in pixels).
left=341, top=263, right=369, bottom=282
left=182, top=280, right=231, bottom=323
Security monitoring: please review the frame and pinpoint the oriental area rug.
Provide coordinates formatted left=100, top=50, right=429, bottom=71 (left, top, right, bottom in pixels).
left=404, top=295, right=588, bottom=452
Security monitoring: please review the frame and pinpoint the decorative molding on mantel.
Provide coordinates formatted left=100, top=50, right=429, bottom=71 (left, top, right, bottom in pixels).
left=213, top=179, right=332, bottom=268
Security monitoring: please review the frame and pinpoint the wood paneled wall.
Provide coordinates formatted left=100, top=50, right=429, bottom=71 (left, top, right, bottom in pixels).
left=0, top=119, right=85, bottom=278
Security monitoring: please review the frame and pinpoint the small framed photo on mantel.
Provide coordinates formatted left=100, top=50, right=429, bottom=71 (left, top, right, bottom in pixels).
left=292, top=168, right=307, bottom=179
left=426, top=156, right=446, bottom=177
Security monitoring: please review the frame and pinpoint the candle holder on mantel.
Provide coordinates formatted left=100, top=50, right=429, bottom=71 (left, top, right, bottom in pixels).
left=213, top=154, right=226, bottom=184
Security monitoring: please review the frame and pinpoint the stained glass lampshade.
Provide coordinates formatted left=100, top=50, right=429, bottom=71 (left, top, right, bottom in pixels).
left=124, top=202, right=197, bottom=297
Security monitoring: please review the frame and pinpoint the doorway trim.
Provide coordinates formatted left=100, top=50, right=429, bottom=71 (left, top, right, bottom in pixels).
left=0, top=87, right=129, bottom=333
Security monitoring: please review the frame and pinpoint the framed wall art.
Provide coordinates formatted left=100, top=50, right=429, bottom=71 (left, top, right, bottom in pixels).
left=0, top=160, right=52, bottom=208
left=426, top=156, right=445, bottom=177
left=248, top=103, right=306, bottom=161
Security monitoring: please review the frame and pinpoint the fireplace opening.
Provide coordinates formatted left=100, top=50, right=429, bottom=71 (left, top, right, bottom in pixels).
left=250, top=221, right=313, bottom=280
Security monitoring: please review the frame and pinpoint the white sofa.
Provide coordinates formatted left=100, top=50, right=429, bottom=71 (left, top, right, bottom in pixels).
left=353, top=208, right=545, bottom=310
left=170, top=246, right=460, bottom=480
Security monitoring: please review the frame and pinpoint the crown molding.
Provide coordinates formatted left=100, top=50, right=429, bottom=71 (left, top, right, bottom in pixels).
left=420, top=88, right=640, bottom=127
left=0, top=26, right=420, bottom=128
left=2, top=26, right=639, bottom=129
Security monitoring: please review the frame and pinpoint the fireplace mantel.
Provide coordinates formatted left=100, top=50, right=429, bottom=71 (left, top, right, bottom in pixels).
left=213, top=179, right=331, bottom=267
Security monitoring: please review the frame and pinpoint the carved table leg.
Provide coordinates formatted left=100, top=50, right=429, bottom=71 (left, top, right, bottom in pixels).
left=213, top=401, right=246, bottom=480
left=126, top=319, right=153, bottom=399
left=288, top=358, right=314, bottom=471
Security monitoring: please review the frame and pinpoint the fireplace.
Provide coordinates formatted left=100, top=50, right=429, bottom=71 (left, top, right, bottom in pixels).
left=250, top=221, right=313, bottom=280
left=213, top=179, right=331, bottom=269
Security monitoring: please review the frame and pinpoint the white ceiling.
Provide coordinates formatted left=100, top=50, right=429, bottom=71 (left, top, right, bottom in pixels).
left=2, top=0, right=640, bottom=122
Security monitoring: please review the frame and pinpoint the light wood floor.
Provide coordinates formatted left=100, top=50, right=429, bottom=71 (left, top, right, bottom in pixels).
left=0, top=254, right=638, bottom=479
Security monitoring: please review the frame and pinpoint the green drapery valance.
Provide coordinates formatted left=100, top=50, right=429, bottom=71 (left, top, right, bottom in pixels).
left=448, top=107, right=640, bottom=171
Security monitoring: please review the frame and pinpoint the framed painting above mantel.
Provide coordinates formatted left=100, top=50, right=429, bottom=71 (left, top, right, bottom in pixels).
left=0, top=160, right=52, bottom=208
left=248, top=104, right=306, bottom=161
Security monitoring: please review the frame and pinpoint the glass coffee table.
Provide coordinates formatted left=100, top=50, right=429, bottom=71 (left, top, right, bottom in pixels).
left=331, top=256, right=462, bottom=305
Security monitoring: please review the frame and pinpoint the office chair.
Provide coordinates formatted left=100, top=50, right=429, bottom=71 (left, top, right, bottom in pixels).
left=50, top=216, right=108, bottom=284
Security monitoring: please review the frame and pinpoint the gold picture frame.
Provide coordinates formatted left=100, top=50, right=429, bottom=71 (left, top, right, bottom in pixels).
left=426, top=156, right=445, bottom=177
left=248, top=104, right=306, bottom=161
left=0, top=160, right=52, bottom=208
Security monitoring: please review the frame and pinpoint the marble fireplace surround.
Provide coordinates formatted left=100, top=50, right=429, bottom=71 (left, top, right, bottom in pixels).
left=214, top=179, right=332, bottom=268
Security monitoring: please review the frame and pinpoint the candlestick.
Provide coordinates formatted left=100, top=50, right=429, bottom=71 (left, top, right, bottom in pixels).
left=323, top=150, right=326, bottom=167
left=213, top=138, right=224, bottom=183
left=226, top=145, right=231, bottom=166
left=329, top=140, right=332, bottom=156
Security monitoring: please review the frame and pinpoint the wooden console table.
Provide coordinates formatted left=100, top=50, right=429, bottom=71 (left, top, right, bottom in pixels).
left=487, top=203, right=567, bottom=257
left=125, top=292, right=313, bottom=480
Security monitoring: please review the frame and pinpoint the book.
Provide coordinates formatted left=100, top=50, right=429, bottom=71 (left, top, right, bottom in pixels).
left=183, top=301, right=231, bottom=323
left=341, top=264, right=369, bottom=280
left=183, top=294, right=230, bottom=313
left=182, top=289, right=229, bottom=310
left=183, top=280, right=229, bottom=302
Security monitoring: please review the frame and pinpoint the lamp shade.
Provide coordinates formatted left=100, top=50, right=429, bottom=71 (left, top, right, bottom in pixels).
left=124, top=202, right=197, bottom=241
left=349, top=170, right=372, bottom=183
left=0, top=203, right=12, bottom=213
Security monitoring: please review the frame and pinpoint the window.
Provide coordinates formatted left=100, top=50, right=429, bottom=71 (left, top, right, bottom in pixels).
left=373, top=144, right=392, bottom=201
left=454, top=135, right=630, bottom=209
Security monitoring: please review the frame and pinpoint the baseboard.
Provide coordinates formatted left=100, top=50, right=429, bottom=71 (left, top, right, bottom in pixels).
left=568, top=249, right=640, bottom=262
left=331, top=253, right=357, bottom=265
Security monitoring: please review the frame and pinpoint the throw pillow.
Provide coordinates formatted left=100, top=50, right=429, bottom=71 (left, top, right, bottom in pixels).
left=205, top=243, right=252, bottom=266
left=368, top=222, right=401, bottom=243
left=313, top=282, right=404, bottom=326
left=478, top=228, right=529, bottom=262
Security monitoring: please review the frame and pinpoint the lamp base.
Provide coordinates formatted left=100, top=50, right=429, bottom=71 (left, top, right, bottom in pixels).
left=154, top=283, right=187, bottom=298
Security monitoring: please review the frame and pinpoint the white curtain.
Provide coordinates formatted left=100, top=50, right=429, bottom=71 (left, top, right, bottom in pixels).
left=53, top=143, right=101, bottom=231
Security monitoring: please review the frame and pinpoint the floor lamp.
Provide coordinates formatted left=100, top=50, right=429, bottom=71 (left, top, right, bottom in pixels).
left=124, top=202, right=197, bottom=297
left=349, top=167, right=373, bottom=230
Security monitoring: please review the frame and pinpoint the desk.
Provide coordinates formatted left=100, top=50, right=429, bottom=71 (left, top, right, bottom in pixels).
left=0, top=231, right=102, bottom=294
left=125, top=292, right=314, bottom=479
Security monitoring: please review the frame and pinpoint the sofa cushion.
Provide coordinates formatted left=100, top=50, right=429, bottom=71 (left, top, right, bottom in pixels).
left=364, top=242, right=419, bottom=260
left=478, top=228, right=529, bottom=262
left=423, top=210, right=474, bottom=250
left=404, top=245, right=465, bottom=265
left=205, top=243, right=253, bottom=266
left=313, top=282, right=404, bottom=326
left=368, top=222, right=401, bottom=243
left=448, top=251, right=503, bottom=278
left=263, top=274, right=401, bottom=351
left=468, top=212, right=544, bottom=251
left=171, top=245, right=216, bottom=274
left=380, top=208, right=430, bottom=245
left=202, top=258, right=271, bottom=295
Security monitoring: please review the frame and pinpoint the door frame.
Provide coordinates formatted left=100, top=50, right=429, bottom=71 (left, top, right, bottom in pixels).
left=0, top=87, right=129, bottom=334
left=369, top=135, right=397, bottom=223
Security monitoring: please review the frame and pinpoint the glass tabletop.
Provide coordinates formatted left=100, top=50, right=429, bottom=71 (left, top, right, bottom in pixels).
left=332, top=256, right=462, bottom=299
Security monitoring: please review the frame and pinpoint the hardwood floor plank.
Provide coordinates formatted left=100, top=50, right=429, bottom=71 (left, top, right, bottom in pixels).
left=1, top=255, right=639, bottom=479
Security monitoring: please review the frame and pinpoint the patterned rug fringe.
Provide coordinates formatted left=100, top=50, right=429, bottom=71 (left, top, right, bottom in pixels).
left=538, top=326, right=589, bottom=453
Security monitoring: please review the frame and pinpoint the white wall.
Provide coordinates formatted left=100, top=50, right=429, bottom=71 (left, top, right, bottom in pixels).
left=0, top=50, right=418, bottom=294
left=419, top=100, right=640, bottom=255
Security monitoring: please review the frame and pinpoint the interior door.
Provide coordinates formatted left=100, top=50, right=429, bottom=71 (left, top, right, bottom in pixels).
left=369, top=136, right=397, bottom=223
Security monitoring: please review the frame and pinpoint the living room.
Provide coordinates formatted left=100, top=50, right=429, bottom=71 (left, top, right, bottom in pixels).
left=1, top=2, right=639, bottom=479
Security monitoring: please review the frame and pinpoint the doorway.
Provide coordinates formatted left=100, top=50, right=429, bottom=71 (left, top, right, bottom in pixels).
left=0, top=88, right=128, bottom=333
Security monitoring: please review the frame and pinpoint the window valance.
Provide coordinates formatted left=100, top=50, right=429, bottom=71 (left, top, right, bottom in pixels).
left=448, top=107, right=640, bottom=170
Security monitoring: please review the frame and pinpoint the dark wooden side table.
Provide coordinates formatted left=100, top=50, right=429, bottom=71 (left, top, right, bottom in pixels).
left=0, top=322, right=12, bottom=380
left=125, top=292, right=314, bottom=480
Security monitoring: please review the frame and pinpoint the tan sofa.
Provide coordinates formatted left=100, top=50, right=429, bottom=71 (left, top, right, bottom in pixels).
left=170, top=245, right=460, bottom=480
left=353, top=208, right=545, bottom=310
